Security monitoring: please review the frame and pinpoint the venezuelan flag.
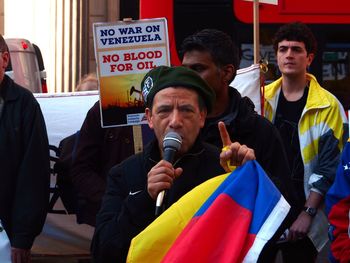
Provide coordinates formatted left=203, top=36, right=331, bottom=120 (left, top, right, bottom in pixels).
left=326, top=138, right=350, bottom=263
left=127, top=160, right=290, bottom=263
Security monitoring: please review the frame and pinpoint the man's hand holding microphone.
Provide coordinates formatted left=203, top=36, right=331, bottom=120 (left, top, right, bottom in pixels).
left=147, top=131, right=183, bottom=216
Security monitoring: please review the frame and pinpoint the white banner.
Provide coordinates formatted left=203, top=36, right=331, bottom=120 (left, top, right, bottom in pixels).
left=35, top=91, right=99, bottom=146
left=231, top=64, right=262, bottom=115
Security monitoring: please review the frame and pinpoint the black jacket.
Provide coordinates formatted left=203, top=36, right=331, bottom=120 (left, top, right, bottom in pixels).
left=202, top=88, right=299, bottom=251
left=91, top=138, right=225, bottom=262
left=0, top=75, right=50, bottom=249
left=202, top=88, right=297, bottom=207
left=70, top=101, right=135, bottom=226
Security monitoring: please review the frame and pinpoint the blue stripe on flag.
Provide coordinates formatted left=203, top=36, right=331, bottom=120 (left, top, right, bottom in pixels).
left=194, top=160, right=282, bottom=234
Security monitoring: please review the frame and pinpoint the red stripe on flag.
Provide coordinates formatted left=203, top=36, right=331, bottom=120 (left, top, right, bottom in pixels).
left=162, top=194, right=256, bottom=262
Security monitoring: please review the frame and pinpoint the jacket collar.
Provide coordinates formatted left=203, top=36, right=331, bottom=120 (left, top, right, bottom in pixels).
left=304, top=74, right=331, bottom=110
left=0, top=75, right=19, bottom=102
left=265, top=73, right=331, bottom=111
left=205, top=88, right=241, bottom=128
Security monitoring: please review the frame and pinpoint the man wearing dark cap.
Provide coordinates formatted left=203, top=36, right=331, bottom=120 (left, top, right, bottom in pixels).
left=91, top=66, right=255, bottom=263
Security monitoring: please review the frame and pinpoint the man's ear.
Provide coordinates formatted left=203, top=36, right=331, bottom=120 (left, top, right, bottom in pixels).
left=199, top=108, right=207, bottom=128
left=145, top=108, right=153, bottom=129
left=307, top=53, right=315, bottom=67
left=1, top=51, right=10, bottom=70
left=221, top=64, right=235, bottom=85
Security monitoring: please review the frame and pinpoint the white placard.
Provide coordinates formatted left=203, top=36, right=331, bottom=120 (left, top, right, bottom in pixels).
left=93, top=18, right=170, bottom=127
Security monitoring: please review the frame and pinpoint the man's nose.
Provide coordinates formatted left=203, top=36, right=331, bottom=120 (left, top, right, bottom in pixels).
left=169, top=110, right=182, bottom=128
left=286, top=48, right=293, bottom=57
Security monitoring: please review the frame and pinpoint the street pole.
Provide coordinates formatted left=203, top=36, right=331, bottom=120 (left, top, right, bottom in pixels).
left=253, top=0, right=260, bottom=64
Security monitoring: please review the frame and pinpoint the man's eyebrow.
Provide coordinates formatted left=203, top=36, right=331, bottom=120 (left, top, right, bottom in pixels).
left=183, top=62, right=205, bottom=67
left=157, top=104, right=172, bottom=110
left=278, top=44, right=303, bottom=49
left=178, top=104, right=197, bottom=112
left=179, top=103, right=194, bottom=108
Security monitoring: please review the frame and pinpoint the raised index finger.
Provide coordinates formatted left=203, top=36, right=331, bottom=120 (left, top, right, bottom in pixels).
left=218, top=121, right=232, bottom=147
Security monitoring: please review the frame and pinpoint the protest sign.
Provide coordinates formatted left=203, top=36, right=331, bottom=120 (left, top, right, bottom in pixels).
left=93, top=18, right=170, bottom=127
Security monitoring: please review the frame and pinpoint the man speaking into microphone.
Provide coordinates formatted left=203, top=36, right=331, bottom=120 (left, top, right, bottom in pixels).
left=91, top=66, right=255, bottom=263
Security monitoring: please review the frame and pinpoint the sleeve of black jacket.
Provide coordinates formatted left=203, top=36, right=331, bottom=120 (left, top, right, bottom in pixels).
left=12, top=92, right=50, bottom=249
left=71, top=101, right=107, bottom=203
left=91, top=158, right=155, bottom=263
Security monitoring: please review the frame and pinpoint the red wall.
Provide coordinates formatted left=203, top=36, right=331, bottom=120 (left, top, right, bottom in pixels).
left=139, top=0, right=350, bottom=65
left=234, top=0, right=350, bottom=24
left=140, top=0, right=181, bottom=65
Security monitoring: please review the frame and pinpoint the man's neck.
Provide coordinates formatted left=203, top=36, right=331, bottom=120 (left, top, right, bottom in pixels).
left=0, top=75, right=5, bottom=95
left=281, top=74, right=308, bottom=102
left=207, top=86, right=230, bottom=118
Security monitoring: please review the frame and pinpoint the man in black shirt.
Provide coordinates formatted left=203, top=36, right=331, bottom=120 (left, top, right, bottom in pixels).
left=180, top=29, right=295, bottom=204
left=180, top=29, right=298, bottom=261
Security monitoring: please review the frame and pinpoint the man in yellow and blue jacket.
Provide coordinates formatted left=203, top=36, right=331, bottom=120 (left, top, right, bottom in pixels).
left=264, top=22, right=348, bottom=262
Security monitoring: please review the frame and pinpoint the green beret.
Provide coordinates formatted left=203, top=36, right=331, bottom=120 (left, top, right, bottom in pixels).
left=141, top=66, right=215, bottom=113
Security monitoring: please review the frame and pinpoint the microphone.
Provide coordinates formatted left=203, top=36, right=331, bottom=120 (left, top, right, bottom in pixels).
left=155, top=131, right=182, bottom=216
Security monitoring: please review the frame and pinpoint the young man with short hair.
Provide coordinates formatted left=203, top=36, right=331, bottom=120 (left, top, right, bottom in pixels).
left=265, top=22, right=348, bottom=261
